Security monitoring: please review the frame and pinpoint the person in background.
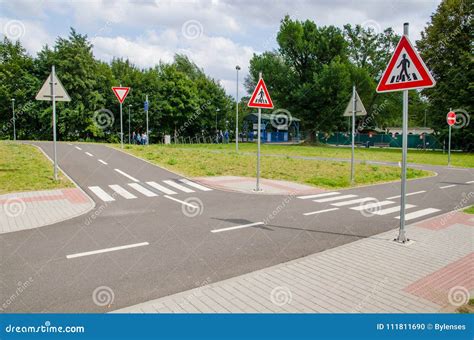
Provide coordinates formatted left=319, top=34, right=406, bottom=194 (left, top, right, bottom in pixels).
left=132, top=131, right=136, bottom=144
left=224, top=130, right=229, bottom=144
left=141, top=133, right=147, bottom=145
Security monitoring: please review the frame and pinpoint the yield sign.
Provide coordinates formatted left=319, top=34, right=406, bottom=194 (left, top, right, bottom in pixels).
left=112, top=87, right=130, bottom=104
left=248, top=78, right=273, bottom=109
left=376, top=35, right=435, bottom=93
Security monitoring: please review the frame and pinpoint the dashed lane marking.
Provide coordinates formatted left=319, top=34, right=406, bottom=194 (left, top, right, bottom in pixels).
left=164, top=195, right=199, bottom=209
left=440, top=184, right=456, bottom=189
left=85, top=152, right=94, bottom=157
left=114, top=169, right=139, bottom=182
left=75, top=146, right=82, bottom=150
left=211, top=222, right=264, bottom=233
left=66, top=242, right=149, bottom=259
left=98, top=159, right=108, bottom=165
left=303, top=208, right=339, bottom=216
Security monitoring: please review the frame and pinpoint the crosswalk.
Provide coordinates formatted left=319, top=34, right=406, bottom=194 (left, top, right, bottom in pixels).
left=298, top=192, right=441, bottom=221
left=87, top=179, right=212, bottom=202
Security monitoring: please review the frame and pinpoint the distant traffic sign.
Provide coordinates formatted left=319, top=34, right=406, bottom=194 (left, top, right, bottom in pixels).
left=35, top=71, right=71, bottom=102
left=248, top=78, right=273, bottom=109
left=144, top=100, right=149, bottom=111
left=376, top=35, right=435, bottom=93
left=112, top=87, right=130, bottom=104
left=343, top=90, right=367, bottom=117
left=447, top=111, right=456, bottom=126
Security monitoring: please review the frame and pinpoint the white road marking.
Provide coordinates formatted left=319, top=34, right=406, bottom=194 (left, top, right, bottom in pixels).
left=85, top=152, right=94, bottom=157
left=98, top=159, right=108, bottom=165
left=66, top=242, right=149, bottom=259
left=164, top=195, right=199, bottom=209
left=303, top=208, right=339, bottom=216
left=350, top=200, right=394, bottom=211
left=440, top=184, right=456, bottom=189
left=67, top=143, right=72, bottom=146
left=146, top=181, right=177, bottom=195
left=75, top=146, right=82, bottom=150
left=179, top=179, right=213, bottom=191
left=297, top=192, right=340, bottom=200
left=109, top=185, right=137, bottom=199
left=331, top=197, right=375, bottom=207
left=466, top=180, right=474, bottom=184
left=395, top=208, right=441, bottom=221
left=163, top=180, right=195, bottom=193
left=386, top=190, right=426, bottom=200
left=211, top=222, right=264, bottom=233
left=88, top=186, right=115, bottom=202
left=313, top=194, right=357, bottom=203
left=372, top=204, right=416, bottom=216
left=128, top=183, right=158, bottom=197
left=114, top=169, right=139, bottom=182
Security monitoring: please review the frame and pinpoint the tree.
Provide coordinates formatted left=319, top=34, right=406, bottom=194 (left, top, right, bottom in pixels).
left=417, top=0, right=473, bottom=150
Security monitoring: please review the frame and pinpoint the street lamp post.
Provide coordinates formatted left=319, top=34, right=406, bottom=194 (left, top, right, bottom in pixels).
left=11, top=98, right=16, bottom=141
left=215, top=108, right=220, bottom=132
left=128, top=104, right=132, bottom=144
left=235, top=65, right=240, bottom=151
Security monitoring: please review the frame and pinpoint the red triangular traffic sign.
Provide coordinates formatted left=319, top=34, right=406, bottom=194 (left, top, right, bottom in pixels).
left=376, top=36, right=435, bottom=93
left=112, top=87, right=130, bottom=103
left=248, top=78, right=273, bottom=109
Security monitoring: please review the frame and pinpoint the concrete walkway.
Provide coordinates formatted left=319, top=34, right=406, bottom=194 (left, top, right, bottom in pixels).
left=0, top=188, right=94, bottom=234
left=115, top=210, right=473, bottom=313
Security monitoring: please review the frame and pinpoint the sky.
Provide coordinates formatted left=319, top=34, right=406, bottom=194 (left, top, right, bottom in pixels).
left=0, top=0, right=441, bottom=97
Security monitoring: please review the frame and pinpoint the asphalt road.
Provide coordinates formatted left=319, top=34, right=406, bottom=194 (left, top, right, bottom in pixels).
left=1, top=142, right=473, bottom=312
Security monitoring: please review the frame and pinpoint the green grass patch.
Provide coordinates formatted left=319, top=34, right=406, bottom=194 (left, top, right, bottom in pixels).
left=463, top=206, right=474, bottom=214
left=0, top=142, right=74, bottom=195
left=160, top=143, right=474, bottom=168
left=116, top=144, right=432, bottom=189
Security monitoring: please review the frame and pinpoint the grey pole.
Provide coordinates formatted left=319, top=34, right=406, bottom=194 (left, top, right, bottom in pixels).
left=396, top=23, right=410, bottom=243
left=120, top=83, right=123, bottom=149
left=235, top=65, right=240, bottom=152
left=256, top=72, right=262, bottom=191
left=128, top=105, right=131, bottom=144
left=11, top=99, right=16, bottom=141
left=51, top=65, right=58, bottom=181
left=448, top=108, right=452, bottom=166
left=146, top=94, right=149, bottom=145
left=350, top=84, right=356, bottom=184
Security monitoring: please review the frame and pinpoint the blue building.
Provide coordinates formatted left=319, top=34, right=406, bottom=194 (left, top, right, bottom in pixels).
left=242, top=113, right=301, bottom=143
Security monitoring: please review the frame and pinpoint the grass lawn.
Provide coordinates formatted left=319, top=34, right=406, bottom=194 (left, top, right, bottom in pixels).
left=464, top=206, right=474, bottom=214
left=163, top=143, right=474, bottom=168
left=118, top=144, right=432, bottom=189
left=0, top=142, right=73, bottom=195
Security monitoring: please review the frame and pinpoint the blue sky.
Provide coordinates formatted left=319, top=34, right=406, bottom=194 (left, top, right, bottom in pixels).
left=0, top=0, right=440, bottom=97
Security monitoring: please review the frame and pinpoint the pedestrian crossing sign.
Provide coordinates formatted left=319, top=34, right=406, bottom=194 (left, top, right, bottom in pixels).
left=248, top=78, right=273, bottom=109
left=376, top=35, right=435, bottom=93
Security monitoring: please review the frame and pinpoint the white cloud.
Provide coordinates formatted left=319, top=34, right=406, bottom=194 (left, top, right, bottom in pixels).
left=0, top=17, right=54, bottom=54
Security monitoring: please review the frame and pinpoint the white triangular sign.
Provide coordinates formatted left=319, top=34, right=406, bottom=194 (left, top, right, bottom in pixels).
left=343, top=90, right=367, bottom=117
left=35, top=72, right=71, bottom=102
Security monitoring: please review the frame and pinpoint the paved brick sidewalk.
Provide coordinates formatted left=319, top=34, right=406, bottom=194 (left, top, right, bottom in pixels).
left=0, top=188, right=94, bottom=234
left=115, top=211, right=473, bottom=313
left=194, top=176, right=325, bottom=195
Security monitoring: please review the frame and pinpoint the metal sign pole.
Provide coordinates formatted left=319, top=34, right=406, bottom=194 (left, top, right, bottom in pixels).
left=146, top=94, right=149, bottom=145
left=448, top=125, right=452, bottom=166
left=236, top=68, right=239, bottom=152
left=12, top=99, right=16, bottom=141
left=51, top=65, right=58, bottom=181
left=351, top=84, right=356, bottom=184
left=256, top=72, right=262, bottom=191
left=396, top=23, right=410, bottom=243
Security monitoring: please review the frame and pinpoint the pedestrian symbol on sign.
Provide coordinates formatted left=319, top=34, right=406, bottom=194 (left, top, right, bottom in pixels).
left=396, top=54, right=412, bottom=82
